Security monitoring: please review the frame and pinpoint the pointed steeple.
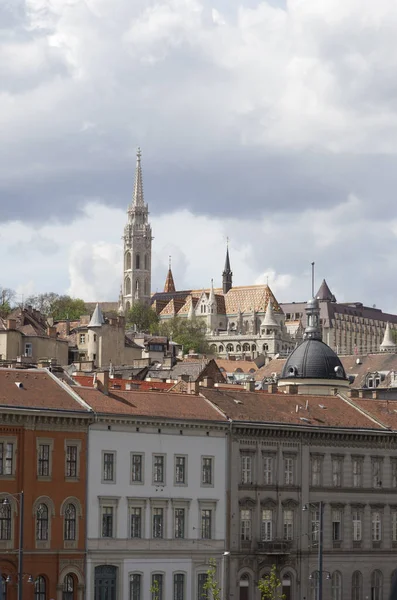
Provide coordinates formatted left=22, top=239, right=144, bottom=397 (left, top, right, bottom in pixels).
left=118, top=286, right=124, bottom=315
left=380, top=322, right=397, bottom=352
left=316, top=279, right=336, bottom=302
left=89, top=303, right=105, bottom=328
left=164, top=256, right=176, bottom=293
left=132, top=147, right=144, bottom=207
left=222, top=240, right=233, bottom=294
left=263, top=299, right=279, bottom=327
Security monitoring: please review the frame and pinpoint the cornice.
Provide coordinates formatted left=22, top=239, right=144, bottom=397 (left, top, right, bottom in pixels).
left=233, top=427, right=397, bottom=447
left=0, top=412, right=90, bottom=431
left=94, top=415, right=228, bottom=431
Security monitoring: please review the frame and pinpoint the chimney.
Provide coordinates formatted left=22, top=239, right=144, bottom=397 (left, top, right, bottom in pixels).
left=245, top=380, right=255, bottom=392
left=372, top=390, right=379, bottom=399
left=187, top=381, right=200, bottom=395
left=358, top=390, right=365, bottom=398
left=47, top=326, right=57, bottom=338
left=267, top=383, right=278, bottom=394
left=96, top=371, right=109, bottom=395
left=348, top=389, right=359, bottom=398
left=6, top=319, right=17, bottom=330
left=285, top=384, right=298, bottom=394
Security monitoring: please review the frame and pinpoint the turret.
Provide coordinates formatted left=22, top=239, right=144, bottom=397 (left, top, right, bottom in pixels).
left=222, top=243, right=233, bottom=294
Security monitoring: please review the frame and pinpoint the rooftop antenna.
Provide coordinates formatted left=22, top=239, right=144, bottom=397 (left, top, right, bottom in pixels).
left=311, top=262, right=315, bottom=298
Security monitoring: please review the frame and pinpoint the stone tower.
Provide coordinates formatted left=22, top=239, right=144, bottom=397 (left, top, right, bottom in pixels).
left=122, top=148, right=152, bottom=311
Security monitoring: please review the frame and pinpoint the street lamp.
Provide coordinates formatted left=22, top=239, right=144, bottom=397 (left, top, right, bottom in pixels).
left=303, top=501, right=324, bottom=600
left=2, top=491, right=24, bottom=600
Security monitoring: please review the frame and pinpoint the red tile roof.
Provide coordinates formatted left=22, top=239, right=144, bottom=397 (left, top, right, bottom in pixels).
left=0, top=369, right=91, bottom=413
left=201, top=388, right=385, bottom=429
left=216, top=359, right=258, bottom=374
left=73, top=387, right=227, bottom=422
left=73, top=375, right=173, bottom=392
left=351, top=398, right=397, bottom=430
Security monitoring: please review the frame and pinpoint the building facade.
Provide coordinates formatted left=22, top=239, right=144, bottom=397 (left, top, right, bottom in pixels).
left=0, top=368, right=92, bottom=600
left=73, top=387, right=228, bottom=600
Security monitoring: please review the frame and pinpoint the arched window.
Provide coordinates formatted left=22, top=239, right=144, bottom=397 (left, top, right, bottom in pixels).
left=125, top=301, right=131, bottom=312
left=371, top=570, right=383, bottom=600
left=210, top=345, right=217, bottom=353
left=135, top=254, right=140, bottom=269
left=310, top=572, right=319, bottom=600
left=144, top=254, right=148, bottom=270
left=332, top=571, right=342, bottom=600
left=282, top=573, right=292, bottom=600
left=226, top=344, right=234, bottom=352
left=64, top=504, right=76, bottom=541
left=125, top=277, right=131, bottom=296
left=251, top=344, right=256, bottom=351
left=219, top=345, right=224, bottom=352
left=240, top=573, right=250, bottom=600
left=352, top=571, right=363, bottom=600
left=36, top=504, right=48, bottom=541
left=144, top=279, right=149, bottom=296
left=243, top=343, right=250, bottom=352
left=34, top=576, right=46, bottom=600
left=0, top=503, right=11, bottom=540
left=1, top=576, right=7, bottom=600
left=130, top=573, right=141, bottom=600
left=236, top=345, right=241, bottom=352
left=95, top=565, right=117, bottom=600
left=151, top=574, right=163, bottom=600
left=63, top=574, right=74, bottom=600
left=125, top=253, right=131, bottom=270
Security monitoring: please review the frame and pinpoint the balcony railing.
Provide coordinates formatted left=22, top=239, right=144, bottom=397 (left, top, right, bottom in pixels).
left=256, top=539, right=292, bottom=554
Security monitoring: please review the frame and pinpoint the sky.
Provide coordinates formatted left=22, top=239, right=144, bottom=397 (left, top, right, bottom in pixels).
left=2, top=0, right=397, bottom=311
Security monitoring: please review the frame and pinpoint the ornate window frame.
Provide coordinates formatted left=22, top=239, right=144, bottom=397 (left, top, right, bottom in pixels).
left=32, top=496, right=55, bottom=550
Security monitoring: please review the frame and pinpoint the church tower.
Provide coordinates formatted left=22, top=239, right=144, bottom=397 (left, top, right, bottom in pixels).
left=222, top=243, right=233, bottom=294
left=122, top=148, right=152, bottom=311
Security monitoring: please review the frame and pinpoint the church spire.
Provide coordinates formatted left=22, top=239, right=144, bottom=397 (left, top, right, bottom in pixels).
left=132, top=147, right=144, bottom=207
left=164, top=256, right=176, bottom=293
left=222, top=240, right=233, bottom=294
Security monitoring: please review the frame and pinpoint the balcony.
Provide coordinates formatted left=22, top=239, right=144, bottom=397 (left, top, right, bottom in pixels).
left=256, top=539, right=292, bottom=555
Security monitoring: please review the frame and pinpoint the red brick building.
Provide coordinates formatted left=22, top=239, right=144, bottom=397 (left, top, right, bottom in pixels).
left=0, top=368, right=92, bottom=600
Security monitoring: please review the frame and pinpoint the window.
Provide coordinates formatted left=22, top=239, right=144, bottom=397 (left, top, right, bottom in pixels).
left=24, top=342, right=33, bottom=357
left=283, top=509, right=293, bottom=541
left=136, top=254, right=140, bottom=269
left=174, top=573, right=185, bottom=600
left=201, top=509, right=212, bottom=539
left=332, top=572, right=342, bottom=600
left=284, top=456, right=294, bottom=485
left=94, top=565, right=117, bottom=600
left=371, top=570, right=383, bottom=600
left=36, top=504, right=48, bottom=541
left=202, top=457, right=213, bottom=485
left=130, top=574, right=141, bottom=600
left=241, top=454, right=252, bottom=484
left=392, top=460, right=397, bottom=488
left=331, top=457, right=342, bottom=487
left=240, top=509, right=252, bottom=541
left=261, top=509, right=273, bottom=541
left=66, top=445, right=78, bottom=478
left=352, top=509, right=362, bottom=542
left=102, top=507, right=114, bottom=538
left=198, top=574, right=208, bottom=600
left=131, top=508, right=142, bottom=538
left=372, top=458, right=382, bottom=488
left=153, top=508, right=164, bottom=538
left=0, top=442, right=13, bottom=475
left=38, top=444, right=50, bottom=477
left=151, top=574, right=163, bottom=600
left=103, top=453, right=115, bottom=482
left=352, top=457, right=363, bottom=487
left=392, top=511, right=397, bottom=542
left=311, top=509, right=319, bottom=543
left=63, top=574, right=74, bottom=600
left=174, top=508, right=185, bottom=539
left=175, top=456, right=186, bottom=485
left=153, top=455, right=165, bottom=485
left=1, top=577, right=6, bottom=600
left=311, top=456, right=322, bottom=486
left=372, top=511, right=382, bottom=542
left=131, top=454, right=143, bottom=483
left=352, top=572, right=363, bottom=600
left=79, top=334, right=86, bottom=344
left=332, top=509, right=342, bottom=541
left=263, top=455, right=273, bottom=485
left=310, top=572, right=319, bottom=600
left=35, top=576, right=46, bottom=600
left=64, top=504, right=76, bottom=541
left=0, top=503, right=11, bottom=540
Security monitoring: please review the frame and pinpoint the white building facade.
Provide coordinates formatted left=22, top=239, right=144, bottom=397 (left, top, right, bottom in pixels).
left=86, top=415, right=228, bottom=600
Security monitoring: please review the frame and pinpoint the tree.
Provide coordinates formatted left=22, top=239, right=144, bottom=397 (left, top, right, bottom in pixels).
left=159, top=316, right=210, bottom=354
left=126, top=302, right=159, bottom=333
left=0, top=287, right=15, bottom=318
left=150, top=576, right=160, bottom=600
left=258, top=565, right=285, bottom=600
left=24, top=293, right=87, bottom=320
left=203, top=558, right=221, bottom=600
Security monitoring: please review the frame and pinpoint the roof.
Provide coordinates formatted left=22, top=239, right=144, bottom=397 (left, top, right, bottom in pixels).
left=84, top=301, right=118, bottom=315
left=216, top=359, right=258, bottom=374
left=351, top=398, right=397, bottom=430
left=88, top=303, right=105, bottom=327
left=73, top=374, right=173, bottom=392
left=316, top=279, right=336, bottom=302
left=380, top=322, right=397, bottom=351
left=201, top=388, right=385, bottom=429
left=0, top=369, right=91, bottom=413
left=73, top=387, right=227, bottom=422
left=0, top=306, right=48, bottom=337
left=254, top=358, right=286, bottom=381
left=164, top=268, right=176, bottom=293
left=281, top=339, right=347, bottom=380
